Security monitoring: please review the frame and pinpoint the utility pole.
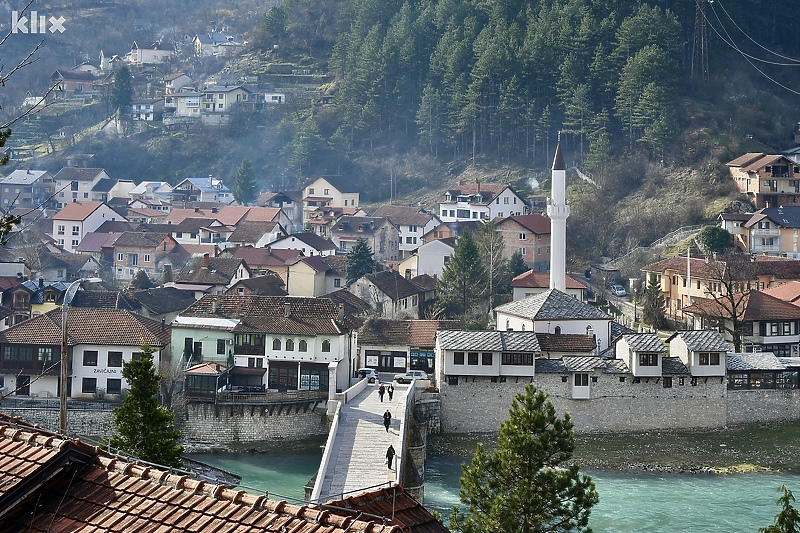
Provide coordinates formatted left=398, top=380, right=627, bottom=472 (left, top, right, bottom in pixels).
left=692, top=0, right=710, bottom=80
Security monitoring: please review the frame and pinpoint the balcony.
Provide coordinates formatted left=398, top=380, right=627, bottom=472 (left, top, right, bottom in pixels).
left=750, top=228, right=779, bottom=236
left=234, top=345, right=264, bottom=356
left=752, top=244, right=780, bottom=253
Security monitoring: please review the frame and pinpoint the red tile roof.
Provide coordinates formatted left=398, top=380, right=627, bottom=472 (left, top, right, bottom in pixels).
left=762, top=281, right=800, bottom=304
left=0, top=415, right=401, bottom=532
left=327, top=485, right=448, bottom=532
left=498, top=213, right=551, bottom=234
left=52, top=201, right=106, bottom=221
left=0, top=308, right=170, bottom=347
left=683, top=290, right=800, bottom=322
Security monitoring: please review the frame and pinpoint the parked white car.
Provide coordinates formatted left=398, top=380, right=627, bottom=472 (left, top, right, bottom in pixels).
left=609, top=284, right=627, bottom=297
left=393, top=370, right=428, bottom=384
left=356, top=368, right=379, bottom=383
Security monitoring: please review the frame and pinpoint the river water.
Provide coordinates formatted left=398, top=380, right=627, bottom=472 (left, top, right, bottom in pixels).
left=190, top=450, right=800, bottom=532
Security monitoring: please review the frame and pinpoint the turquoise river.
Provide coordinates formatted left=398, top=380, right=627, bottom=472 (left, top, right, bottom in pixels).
left=190, top=449, right=800, bottom=532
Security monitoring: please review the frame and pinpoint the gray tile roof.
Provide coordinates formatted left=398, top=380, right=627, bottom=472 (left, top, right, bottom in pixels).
left=621, top=333, right=666, bottom=353
left=661, top=357, right=690, bottom=375
left=670, top=330, right=732, bottom=352
left=535, top=357, right=630, bottom=374
left=727, top=352, right=785, bottom=371
left=495, top=289, right=610, bottom=321
left=436, top=330, right=541, bottom=352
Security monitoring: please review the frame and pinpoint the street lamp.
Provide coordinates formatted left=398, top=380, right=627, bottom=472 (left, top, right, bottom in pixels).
left=60, top=277, right=102, bottom=434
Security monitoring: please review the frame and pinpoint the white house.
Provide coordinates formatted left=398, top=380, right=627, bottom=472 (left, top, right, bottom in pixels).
left=268, top=232, right=337, bottom=257
left=0, top=308, right=170, bottom=400
left=371, top=205, right=441, bottom=259
left=494, top=288, right=613, bottom=352
left=614, top=333, right=666, bottom=378
left=302, top=176, right=360, bottom=225
left=438, top=182, right=527, bottom=223
left=668, top=330, right=731, bottom=378
left=52, top=167, right=112, bottom=208
left=51, top=201, right=126, bottom=252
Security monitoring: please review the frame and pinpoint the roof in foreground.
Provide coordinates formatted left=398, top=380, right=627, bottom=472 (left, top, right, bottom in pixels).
left=0, top=415, right=401, bottom=533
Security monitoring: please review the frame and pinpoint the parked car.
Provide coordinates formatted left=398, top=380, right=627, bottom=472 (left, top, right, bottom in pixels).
left=357, top=368, right=379, bottom=383
left=609, top=284, right=627, bottom=297
left=393, top=370, right=429, bottom=384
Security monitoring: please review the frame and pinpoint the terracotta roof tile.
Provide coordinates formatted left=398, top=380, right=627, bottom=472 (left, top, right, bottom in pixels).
left=371, top=205, right=437, bottom=226
left=52, top=201, right=107, bottom=221
left=0, top=308, right=170, bottom=347
left=498, top=214, right=550, bottom=234
left=512, top=271, right=586, bottom=289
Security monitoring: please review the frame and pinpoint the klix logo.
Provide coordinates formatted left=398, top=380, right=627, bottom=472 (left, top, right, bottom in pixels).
left=10, top=10, right=66, bottom=34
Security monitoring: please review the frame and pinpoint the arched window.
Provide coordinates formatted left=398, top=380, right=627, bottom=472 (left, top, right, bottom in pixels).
left=299, top=340, right=308, bottom=352
left=521, top=324, right=526, bottom=331
left=286, top=339, right=295, bottom=351
left=506, top=319, right=511, bottom=331
left=322, top=340, right=331, bottom=352
left=272, top=338, right=281, bottom=350
left=554, top=326, right=562, bottom=335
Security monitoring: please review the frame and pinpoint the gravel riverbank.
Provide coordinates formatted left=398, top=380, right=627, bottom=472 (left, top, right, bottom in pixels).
left=428, top=421, right=800, bottom=474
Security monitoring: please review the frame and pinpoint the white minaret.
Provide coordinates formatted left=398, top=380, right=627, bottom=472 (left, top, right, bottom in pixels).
left=547, top=138, right=569, bottom=291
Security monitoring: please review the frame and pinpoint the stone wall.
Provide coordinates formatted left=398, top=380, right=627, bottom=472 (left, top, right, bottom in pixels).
left=0, top=407, right=115, bottom=440
left=438, top=373, right=728, bottom=433
left=727, top=389, right=800, bottom=425
left=179, top=403, right=330, bottom=443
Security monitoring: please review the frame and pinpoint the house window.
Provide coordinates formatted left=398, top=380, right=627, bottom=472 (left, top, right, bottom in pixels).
left=238, top=287, right=245, bottom=295
left=663, top=376, right=673, bottom=388
left=324, top=188, right=330, bottom=195
left=273, top=339, right=281, bottom=350
left=57, top=225, right=65, bottom=235
left=639, top=353, right=659, bottom=366
left=248, top=357, right=264, bottom=368
left=501, top=353, right=534, bottom=365
left=448, top=375, right=459, bottom=385
left=468, top=352, right=478, bottom=365
left=699, top=352, right=720, bottom=365
left=217, top=339, right=226, bottom=355
left=83, top=350, right=98, bottom=367
left=574, top=373, right=589, bottom=387
left=454, top=352, right=465, bottom=365
left=334, top=278, right=341, bottom=288
left=519, top=233, right=526, bottom=240
left=72, top=240, right=79, bottom=247
left=107, top=378, right=122, bottom=395
left=299, top=340, right=307, bottom=352
left=504, top=197, right=509, bottom=204
left=108, top=351, right=123, bottom=367
left=82, top=377, right=97, bottom=394
left=37, top=347, right=54, bottom=362
left=144, top=254, right=151, bottom=263
left=321, top=340, right=331, bottom=352
left=481, top=352, right=492, bottom=365
left=286, top=339, right=294, bottom=351
left=72, top=225, right=80, bottom=235
left=128, top=254, right=138, bottom=266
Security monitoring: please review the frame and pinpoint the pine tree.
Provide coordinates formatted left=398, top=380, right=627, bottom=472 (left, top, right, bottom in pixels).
left=500, top=251, right=529, bottom=294
left=642, top=274, right=666, bottom=329
left=233, top=158, right=258, bottom=205
left=346, top=237, right=375, bottom=285
left=450, top=384, right=598, bottom=533
left=761, top=486, right=800, bottom=533
left=436, top=230, right=488, bottom=321
left=108, top=344, right=183, bottom=468
left=110, top=65, right=133, bottom=118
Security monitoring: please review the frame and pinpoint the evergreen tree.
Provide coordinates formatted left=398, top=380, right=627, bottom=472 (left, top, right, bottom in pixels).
left=233, top=157, right=258, bottom=205
left=437, top=230, right=488, bottom=320
left=698, top=226, right=732, bottom=254
left=500, top=251, right=529, bottom=294
left=345, top=237, right=375, bottom=284
left=108, top=344, right=183, bottom=468
left=641, top=274, right=666, bottom=329
left=110, top=65, right=133, bottom=118
left=450, top=384, right=598, bottom=533
left=761, top=486, right=800, bottom=533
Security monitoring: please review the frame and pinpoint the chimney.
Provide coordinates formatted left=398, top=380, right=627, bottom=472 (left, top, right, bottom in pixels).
left=163, top=264, right=173, bottom=283
left=476, top=180, right=480, bottom=193
left=338, top=303, right=344, bottom=322
left=212, top=298, right=218, bottom=314
left=39, top=278, right=44, bottom=288
left=203, top=253, right=210, bottom=268
left=161, top=317, right=166, bottom=332
left=284, top=301, right=291, bottom=318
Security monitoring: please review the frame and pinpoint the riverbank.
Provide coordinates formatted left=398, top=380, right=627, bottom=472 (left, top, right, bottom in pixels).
left=428, top=420, right=800, bottom=474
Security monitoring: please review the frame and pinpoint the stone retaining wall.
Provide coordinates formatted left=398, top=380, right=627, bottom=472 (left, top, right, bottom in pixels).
left=726, top=389, right=800, bottom=425
left=438, top=373, right=729, bottom=433
left=179, top=403, right=330, bottom=443
left=0, top=408, right=115, bottom=440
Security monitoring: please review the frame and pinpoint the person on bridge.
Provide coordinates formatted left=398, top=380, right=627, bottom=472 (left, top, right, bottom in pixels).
left=387, top=384, right=394, bottom=401
left=383, top=410, right=392, bottom=432
left=378, top=384, right=386, bottom=402
left=386, top=444, right=395, bottom=470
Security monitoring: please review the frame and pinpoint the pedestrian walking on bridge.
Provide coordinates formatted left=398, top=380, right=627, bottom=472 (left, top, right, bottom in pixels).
left=386, top=444, right=395, bottom=470
left=383, top=410, right=392, bottom=432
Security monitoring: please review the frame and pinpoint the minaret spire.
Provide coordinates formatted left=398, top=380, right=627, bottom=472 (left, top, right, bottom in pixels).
left=547, top=133, right=569, bottom=291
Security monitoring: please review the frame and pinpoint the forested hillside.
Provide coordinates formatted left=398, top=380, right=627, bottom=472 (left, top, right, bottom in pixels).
left=260, top=0, right=800, bottom=264
left=6, top=0, right=800, bottom=267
